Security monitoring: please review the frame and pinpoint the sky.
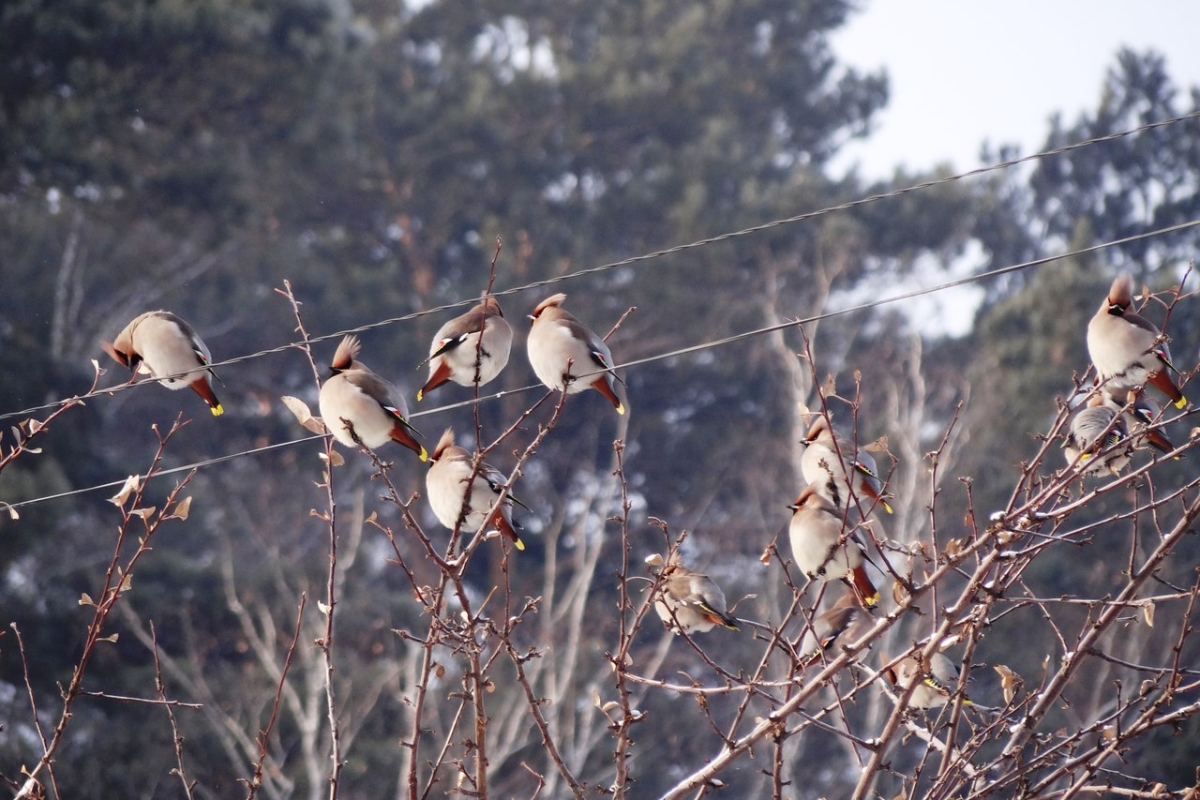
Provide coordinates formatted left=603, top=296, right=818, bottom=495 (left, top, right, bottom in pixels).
left=830, top=0, right=1200, bottom=179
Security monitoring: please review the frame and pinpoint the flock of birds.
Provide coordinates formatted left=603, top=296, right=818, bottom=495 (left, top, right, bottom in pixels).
left=97, top=272, right=1187, bottom=711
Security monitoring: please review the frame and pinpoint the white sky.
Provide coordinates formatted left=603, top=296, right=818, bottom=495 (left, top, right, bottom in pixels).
left=830, top=0, right=1200, bottom=179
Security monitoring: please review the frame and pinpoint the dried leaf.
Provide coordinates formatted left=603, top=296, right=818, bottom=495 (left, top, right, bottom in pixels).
left=171, top=496, right=193, bottom=521
left=318, top=600, right=332, bottom=616
left=109, top=475, right=141, bottom=507
left=892, top=580, right=911, bottom=606
left=79, top=592, right=95, bottom=607
left=27, top=418, right=44, bottom=436
left=1, top=502, right=18, bottom=520
left=434, top=663, right=446, bottom=679
left=281, top=395, right=328, bottom=435
left=863, top=435, right=889, bottom=453
left=132, top=506, right=156, bottom=521
left=365, top=511, right=378, bottom=525
left=759, top=546, right=773, bottom=566
left=944, top=538, right=963, bottom=558
left=599, top=699, right=619, bottom=713
left=994, top=664, right=1023, bottom=705
left=1142, top=600, right=1155, bottom=628
left=823, top=373, right=837, bottom=397
left=484, top=679, right=495, bottom=694
left=99, top=633, right=119, bottom=644
left=592, top=688, right=603, bottom=709
left=1140, top=679, right=1156, bottom=697
left=327, top=449, right=345, bottom=467
left=1101, top=724, right=1118, bottom=744
left=118, top=573, right=133, bottom=594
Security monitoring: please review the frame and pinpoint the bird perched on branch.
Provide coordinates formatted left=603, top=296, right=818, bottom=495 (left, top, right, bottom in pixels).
left=417, top=297, right=512, bottom=402
left=796, top=591, right=873, bottom=668
left=318, top=335, right=426, bottom=460
left=645, top=553, right=739, bottom=634
left=1106, top=388, right=1177, bottom=457
left=101, top=310, right=224, bottom=416
left=1063, top=393, right=1131, bottom=476
left=425, top=428, right=524, bottom=550
left=801, top=416, right=892, bottom=515
left=527, top=293, right=626, bottom=414
left=787, top=484, right=880, bottom=608
left=1087, top=273, right=1186, bottom=408
left=884, top=651, right=973, bottom=710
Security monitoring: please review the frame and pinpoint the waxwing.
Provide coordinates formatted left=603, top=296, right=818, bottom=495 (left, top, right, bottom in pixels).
left=101, top=311, right=224, bottom=416
left=1063, top=393, right=1131, bottom=476
left=800, top=416, right=892, bottom=514
left=787, top=484, right=880, bottom=608
left=1086, top=274, right=1186, bottom=408
left=884, top=651, right=972, bottom=710
left=527, top=293, right=626, bottom=414
left=1104, top=388, right=1177, bottom=456
left=646, top=553, right=738, bottom=634
left=796, top=590, right=873, bottom=668
left=425, top=428, right=524, bottom=549
left=417, top=297, right=512, bottom=402
left=318, top=335, right=427, bottom=460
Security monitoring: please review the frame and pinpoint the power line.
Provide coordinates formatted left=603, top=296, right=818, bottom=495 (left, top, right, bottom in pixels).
left=8, top=216, right=1197, bottom=512
left=2, top=109, right=1198, bottom=426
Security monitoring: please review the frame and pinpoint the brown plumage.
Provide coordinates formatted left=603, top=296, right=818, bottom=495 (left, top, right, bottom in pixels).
left=425, top=428, right=524, bottom=549
left=647, top=553, right=739, bottom=634
left=787, top=485, right=880, bottom=608
left=100, top=310, right=224, bottom=416
left=418, top=297, right=512, bottom=401
left=801, top=417, right=892, bottom=515
left=318, top=335, right=426, bottom=460
left=527, top=293, right=626, bottom=414
left=1086, top=274, right=1186, bottom=408
left=797, top=591, right=873, bottom=668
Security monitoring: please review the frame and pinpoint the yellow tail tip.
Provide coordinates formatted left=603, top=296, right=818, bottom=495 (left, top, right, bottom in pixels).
left=1079, top=453, right=1093, bottom=462
left=514, top=538, right=525, bottom=551
left=1174, top=396, right=1188, bottom=409
left=211, top=404, right=225, bottom=416
left=882, top=501, right=894, bottom=514
left=416, top=389, right=424, bottom=402
left=616, top=404, right=626, bottom=415
left=864, top=592, right=880, bottom=609
left=418, top=447, right=429, bottom=462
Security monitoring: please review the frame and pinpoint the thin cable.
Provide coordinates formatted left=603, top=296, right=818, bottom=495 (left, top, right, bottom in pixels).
left=2, top=109, right=1197, bottom=425
left=9, top=216, right=1197, bottom=512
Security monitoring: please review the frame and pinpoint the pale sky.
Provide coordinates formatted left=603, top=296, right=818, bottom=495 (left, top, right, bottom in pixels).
left=831, top=0, right=1200, bottom=179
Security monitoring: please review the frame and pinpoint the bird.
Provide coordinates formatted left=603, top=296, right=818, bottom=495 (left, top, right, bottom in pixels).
left=527, top=293, right=626, bottom=414
left=645, top=553, right=739, bottom=634
left=800, top=416, right=892, bottom=514
left=100, top=311, right=224, bottom=416
left=425, top=428, right=524, bottom=549
left=796, top=590, right=873, bottom=668
left=787, top=484, right=880, bottom=608
left=1086, top=273, right=1186, bottom=409
left=417, top=297, right=512, bottom=402
left=317, top=335, right=427, bottom=460
left=884, top=651, right=972, bottom=710
left=1063, top=393, right=1131, bottom=476
left=1105, top=388, right=1177, bottom=457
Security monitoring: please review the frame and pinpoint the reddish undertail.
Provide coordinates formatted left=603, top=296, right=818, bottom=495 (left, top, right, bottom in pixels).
left=189, top=378, right=224, bottom=416
left=389, top=424, right=428, bottom=462
left=417, top=361, right=451, bottom=402
left=491, top=513, right=525, bottom=551
left=850, top=566, right=879, bottom=609
left=590, top=377, right=626, bottom=414
left=1147, top=369, right=1187, bottom=410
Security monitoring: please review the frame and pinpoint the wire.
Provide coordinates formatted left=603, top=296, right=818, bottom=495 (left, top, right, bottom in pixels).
left=8, top=216, right=1197, bottom=512
left=2, top=109, right=1198, bottom=425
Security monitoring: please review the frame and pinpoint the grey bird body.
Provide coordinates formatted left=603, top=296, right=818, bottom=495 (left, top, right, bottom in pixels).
left=1086, top=274, right=1186, bottom=408
left=797, top=591, right=873, bottom=667
left=648, top=554, right=738, bottom=634
left=800, top=417, right=891, bottom=514
left=787, top=484, right=879, bottom=607
left=101, top=310, right=224, bottom=415
left=1063, top=393, right=1131, bottom=475
left=886, top=651, right=969, bottom=709
left=425, top=428, right=523, bottom=549
left=527, top=293, right=626, bottom=413
left=418, top=298, right=512, bottom=401
left=318, top=335, right=426, bottom=460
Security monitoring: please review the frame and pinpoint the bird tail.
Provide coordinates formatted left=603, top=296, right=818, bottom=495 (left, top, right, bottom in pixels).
left=849, top=566, right=880, bottom=609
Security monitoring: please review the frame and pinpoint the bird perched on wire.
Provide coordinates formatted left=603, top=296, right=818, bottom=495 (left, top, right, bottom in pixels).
left=787, top=484, right=880, bottom=608
left=645, top=552, right=739, bottom=634
left=527, top=293, right=626, bottom=414
left=796, top=590, right=874, bottom=668
left=417, top=297, right=512, bottom=402
left=884, top=650, right=974, bottom=710
left=1063, top=392, right=1132, bottom=476
left=1087, top=273, right=1186, bottom=409
left=101, top=310, right=224, bottom=416
left=801, top=416, right=892, bottom=515
left=425, top=428, right=524, bottom=550
left=318, top=335, right=426, bottom=461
